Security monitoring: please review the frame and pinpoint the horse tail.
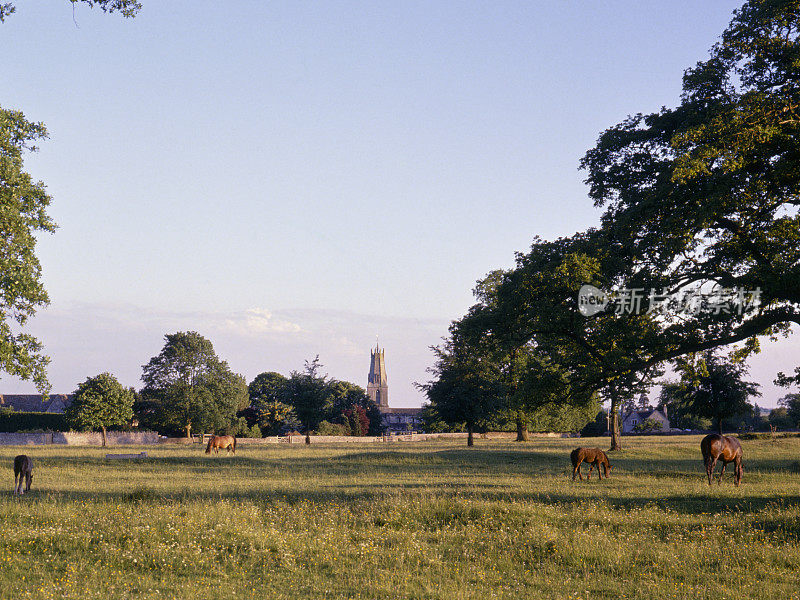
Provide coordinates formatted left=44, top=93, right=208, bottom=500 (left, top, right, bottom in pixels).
left=232, top=436, right=237, bottom=453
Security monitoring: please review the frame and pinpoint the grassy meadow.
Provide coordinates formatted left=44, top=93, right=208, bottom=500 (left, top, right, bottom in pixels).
left=2, top=436, right=800, bottom=600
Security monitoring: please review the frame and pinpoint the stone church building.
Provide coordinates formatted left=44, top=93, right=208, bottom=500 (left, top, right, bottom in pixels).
left=367, top=344, right=423, bottom=433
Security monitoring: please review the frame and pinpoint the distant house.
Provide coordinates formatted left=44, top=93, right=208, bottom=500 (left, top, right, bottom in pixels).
left=621, top=407, right=670, bottom=433
left=0, top=394, right=74, bottom=414
left=381, top=407, right=423, bottom=432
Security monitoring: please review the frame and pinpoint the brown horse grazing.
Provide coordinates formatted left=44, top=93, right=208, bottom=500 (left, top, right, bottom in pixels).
left=13, top=455, right=33, bottom=495
left=205, top=435, right=236, bottom=455
left=571, top=447, right=612, bottom=481
left=701, top=434, right=743, bottom=486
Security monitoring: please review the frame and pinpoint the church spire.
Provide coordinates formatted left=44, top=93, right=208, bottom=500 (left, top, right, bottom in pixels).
left=367, top=343, right=388, bottom=408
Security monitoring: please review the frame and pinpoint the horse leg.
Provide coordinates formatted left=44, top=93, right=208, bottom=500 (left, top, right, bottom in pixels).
left=575, top=459, right=584, bottom=481
left=734, top=458, right=742, bottom=487
left=14, top=473, right=19, bottom=495
left=718, top=461, right=727, bottom=485
left=706, top=456, right=717, bottom=486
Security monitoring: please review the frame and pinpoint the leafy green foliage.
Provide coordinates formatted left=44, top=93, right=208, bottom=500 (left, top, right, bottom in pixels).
left=248, top=371, right=288, bottom=405
left=251, top=400, right=300, bottom=436
left=778, top=393, right=800, bottom=429
left=283, top=357, right=333, bottom=435
left=769, top=406, right=795, bottom=430
left=632, top=419, right=663, bottom=434
left=0, top=108, right=56, bottom=393
left=315, top=420, right=350, bottom=436
left=425, top=236, right=663, bottom=448
left=660, top=352, right=760, bottom=433
left=245, top=362, right=381, bottom=436
left=65, top=372, right=134, bottom=433
left=579, top=0, right=800, bottom=369
left=328, top=380, right=382, bottom=435
left=137, top=332, right=247, bottom=436
left=341, top=405, right=369, bottom=436
left=0, top=409, right=67, bottom=432
left=420, top=333, right=504, bottom=445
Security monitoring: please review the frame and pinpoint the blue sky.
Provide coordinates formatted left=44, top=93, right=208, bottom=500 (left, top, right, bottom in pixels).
left=2, top=1, right=796, bottom=407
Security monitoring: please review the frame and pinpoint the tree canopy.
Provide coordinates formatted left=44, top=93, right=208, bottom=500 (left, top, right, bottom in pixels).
left=65, top=372, right=134, bottom=446
left=241, top=364, right=382, bottom=438
left=579, top=0, right=800, bottom=364
left=0, top=109, right=56, bottom=393
left=661, top=352, right=760, bottom=433
left=137, top=332, right=248, bottom=437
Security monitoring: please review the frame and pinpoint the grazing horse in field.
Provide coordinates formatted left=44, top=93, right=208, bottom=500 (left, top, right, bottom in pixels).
left=13, top=455, right=33, bottom=495
left=571, top=447, right=612, bottom=481
left=205, top=435, right=236, bottom=455
left=701, top=434, right=743, bottom=486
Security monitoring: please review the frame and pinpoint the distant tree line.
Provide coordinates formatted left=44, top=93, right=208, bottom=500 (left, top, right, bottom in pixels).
left=53, top=331, right=383, bottom=442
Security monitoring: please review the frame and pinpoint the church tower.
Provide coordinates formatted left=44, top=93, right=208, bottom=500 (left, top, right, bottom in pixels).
left=367, top=343, right=389, bottom=409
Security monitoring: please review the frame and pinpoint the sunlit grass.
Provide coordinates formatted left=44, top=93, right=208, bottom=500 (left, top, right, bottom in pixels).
left=1, top=436, right=799, bottom=599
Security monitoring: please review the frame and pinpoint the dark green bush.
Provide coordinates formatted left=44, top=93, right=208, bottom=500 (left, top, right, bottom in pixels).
left=0, top=410, right=68, bottom=432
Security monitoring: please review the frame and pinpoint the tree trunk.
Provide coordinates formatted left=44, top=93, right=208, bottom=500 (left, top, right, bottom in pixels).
left=101, top=426, right=107, bottom=447
left=305, top=430, right=311, bottom=445
left=609, top=396, right=622, bottom=451
left=467, top=422, right=474, bottom=447
left=717, top=418, right=723, bottom=435
left=515, top=413, right=529, bottom=442
left=185, top=423, right=192, bottom=438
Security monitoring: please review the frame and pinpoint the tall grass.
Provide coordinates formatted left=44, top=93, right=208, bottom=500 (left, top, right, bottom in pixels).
left=1, top=436, right=799, bottom=599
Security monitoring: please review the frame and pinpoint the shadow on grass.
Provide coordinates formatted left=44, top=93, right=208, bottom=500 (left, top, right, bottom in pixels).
left=477, top=489, right=800, bottom=516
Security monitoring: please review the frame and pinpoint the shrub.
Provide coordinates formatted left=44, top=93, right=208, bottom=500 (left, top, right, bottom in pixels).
left=315, top=420, right=350, bottom=436
left=0, top=410, right=68, bottom=432
left=633, top=418, right=663, bottom=434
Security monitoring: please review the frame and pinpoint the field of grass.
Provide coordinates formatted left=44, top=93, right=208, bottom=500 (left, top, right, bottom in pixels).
left=2, top=436, right=799, bottom=600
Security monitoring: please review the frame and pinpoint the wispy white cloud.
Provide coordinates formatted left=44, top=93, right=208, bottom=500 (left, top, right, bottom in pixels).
left=218, top=308, right=303, bottom=336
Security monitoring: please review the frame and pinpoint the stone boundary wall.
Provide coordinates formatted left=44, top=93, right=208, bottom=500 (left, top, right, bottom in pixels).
left=231, top=431, right=578, bottom=444
left=1, top=430, right=582, bottom=446
left=0, top=431, right=159, bottom=446
left=168, top=431, right=580, bottom=446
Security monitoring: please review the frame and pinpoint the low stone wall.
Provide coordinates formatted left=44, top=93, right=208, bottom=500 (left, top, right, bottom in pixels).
left=0, top=432, right=52, bottom=445
left=0, top=431, right=159, bottom=446
left=1, top=430, right=582, bottom=447
left=197, top=431, right=580, bottom=445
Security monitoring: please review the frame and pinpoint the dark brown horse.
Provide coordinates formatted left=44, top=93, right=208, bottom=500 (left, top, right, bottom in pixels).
left=701, top=434, right=743, bottom=486
left=571, top=447, right=612, bottom=481
left=205, top=435, right=236, bottom=455
left=13, top=455, right=33, bottom=495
